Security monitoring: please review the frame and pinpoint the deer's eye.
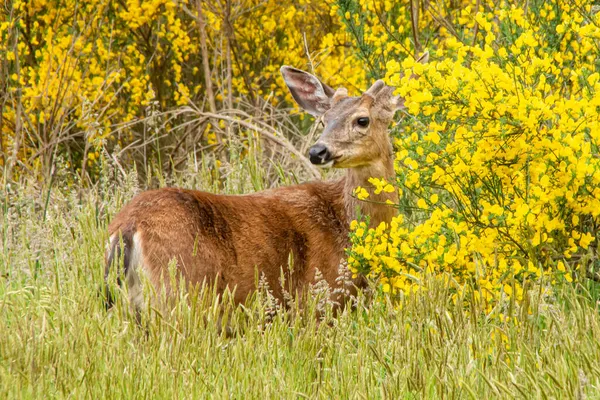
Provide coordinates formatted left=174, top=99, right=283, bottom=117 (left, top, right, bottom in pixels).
left=356, top=117, right=370, bottom=127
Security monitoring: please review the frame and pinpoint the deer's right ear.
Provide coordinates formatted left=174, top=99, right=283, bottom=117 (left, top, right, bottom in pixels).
left=280, top=66, right=336, bottom=117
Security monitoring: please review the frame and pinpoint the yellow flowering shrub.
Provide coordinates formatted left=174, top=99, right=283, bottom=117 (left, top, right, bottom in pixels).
left=1, top=0, right=363, bottom=176
left=203, top=0, right=364, bottom=100
left=1, top=0, right=192, bottom=175
left=346, top=0, right=600, bottom=311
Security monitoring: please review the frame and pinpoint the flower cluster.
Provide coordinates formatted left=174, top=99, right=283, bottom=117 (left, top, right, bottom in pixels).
left=346, top=0, right=600, bottom=312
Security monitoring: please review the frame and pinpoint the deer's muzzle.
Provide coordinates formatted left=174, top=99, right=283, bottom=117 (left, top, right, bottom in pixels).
left=308, top=144, right=332, bottom=166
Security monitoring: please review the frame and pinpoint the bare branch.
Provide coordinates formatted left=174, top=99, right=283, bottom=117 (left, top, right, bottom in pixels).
left=181, top=109, right=321, bottom=179
left=195, top=0, right=220, bottom=143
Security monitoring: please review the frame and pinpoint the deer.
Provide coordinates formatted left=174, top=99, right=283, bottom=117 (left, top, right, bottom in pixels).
left=104, top=57, right=427, bottom=316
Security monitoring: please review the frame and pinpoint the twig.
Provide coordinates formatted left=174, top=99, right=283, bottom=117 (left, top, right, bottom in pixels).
left=586, top=271, right=600, bottom=283
left=224, top=0, right=234, bottom=111
left=409, top=0, right=422, bottom=54
left=300, top=116, right=323, bottom=156
left=425, top=3, right=461, bottom=40
left=195, top=0, right=220, bottom=143
left=184, top=110, right=321, bottom=179
left=6, top=20, right=23, bottom=182
left=471, top=0, right=481, bottom=47
left=303, top=32, right=315, bottom=74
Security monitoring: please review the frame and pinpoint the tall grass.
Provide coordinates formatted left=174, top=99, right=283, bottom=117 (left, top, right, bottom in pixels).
left=1, top=155, right=600, bottom=399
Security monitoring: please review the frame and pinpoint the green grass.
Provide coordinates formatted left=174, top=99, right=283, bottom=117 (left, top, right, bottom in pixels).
left=2, top=158, right=600, bottom=399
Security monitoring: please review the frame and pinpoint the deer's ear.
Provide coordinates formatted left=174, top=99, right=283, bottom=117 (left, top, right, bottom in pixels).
left=394, top=96, right=406, bottom=111
left=280, top=66, right=336, bottom=117
left=369, top=86, right=405, bottom=119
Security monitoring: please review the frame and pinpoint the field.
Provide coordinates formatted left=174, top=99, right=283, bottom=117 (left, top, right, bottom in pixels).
left=1, top=165, right=600, bottom=398
left=3, top=0, right=600, bottom=398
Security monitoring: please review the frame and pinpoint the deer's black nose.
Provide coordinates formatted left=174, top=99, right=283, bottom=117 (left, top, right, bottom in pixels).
left=308, top=144, right=332, bottom=165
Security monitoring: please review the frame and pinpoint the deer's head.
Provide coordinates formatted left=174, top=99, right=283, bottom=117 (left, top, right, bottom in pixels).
left=281, top=61, right=423, bottom=169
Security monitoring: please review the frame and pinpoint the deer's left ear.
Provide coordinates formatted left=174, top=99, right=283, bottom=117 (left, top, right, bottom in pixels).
left=370, top=86, right=404, bottom=119
left=394, top=95, right=406, bottom=110
left=280, top=66, right=336, bottom=117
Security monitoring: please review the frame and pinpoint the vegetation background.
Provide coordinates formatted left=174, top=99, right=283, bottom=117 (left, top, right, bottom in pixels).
left=2, top=0, right=600, bottom=397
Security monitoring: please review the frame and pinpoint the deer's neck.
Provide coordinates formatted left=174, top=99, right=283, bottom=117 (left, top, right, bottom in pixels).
left=342, top=154, right=398, bottom=228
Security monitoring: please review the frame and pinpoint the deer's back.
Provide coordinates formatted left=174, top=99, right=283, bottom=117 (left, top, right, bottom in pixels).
left=108, top=180, right=349, bottom=303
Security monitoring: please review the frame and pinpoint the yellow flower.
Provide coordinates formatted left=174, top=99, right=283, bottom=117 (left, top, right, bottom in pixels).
left=383, top=184, right=395, bottom=193
left=354, top=187, right=370, bottom=201
left=579, top=232, right=595, bottom=249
